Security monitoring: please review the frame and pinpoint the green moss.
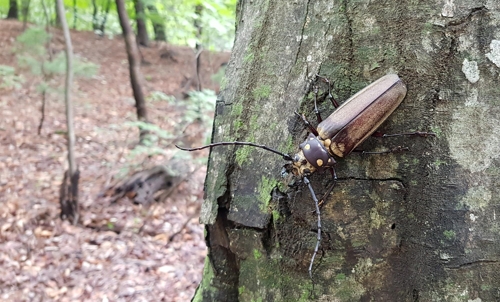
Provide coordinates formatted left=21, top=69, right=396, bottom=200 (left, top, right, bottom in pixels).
left=235, top=146, right=252, bottom=166
left=272, top=209, right=281, bottom=223
left=430, top=126, right=442, bottom=137
left=280, top=135, right=295, bottom=154
left=257, top=176, right=278, bottom=211
left=256, top=176, right=278, bottom=211
left=233, top=119, right=245, bottom=132
left=336, top=273, right=346, bottom=281
left=192, top=257, right=216, bottom=302
left=252, top=85, right=271, bottom=101
left=232, top=103, right=244, bottom=116
left=383, top=47, right=398, bottom=61
left=433, top=159, right=447, bottom=168
left=244, top=52, right=254, bottom=64
left=481, top=284, right=492, bottom=291
left=369, top=207, right=383, bottom=230
left=334, top=277, right=366, bottom=301
left=352, top=239, right=366, bottom=248
left=443, top=230, right=456, bottom=240
left=423, top=22, right=434, bottom=32
left=239, top=286, right=246, bottom=295
left=253, top=249, right=262, bottom=260
left=298, top=282, right=314, bottom=302
left=249, top=114, right=259, bottom=132
left=356, top=46, right=377, bottom=62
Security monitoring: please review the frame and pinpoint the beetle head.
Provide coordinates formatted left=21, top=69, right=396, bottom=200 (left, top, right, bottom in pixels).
left=290, top=133, right=336, bottom=177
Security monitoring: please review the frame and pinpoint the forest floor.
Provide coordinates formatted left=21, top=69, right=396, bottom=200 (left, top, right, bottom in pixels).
left=0, top=19, right=230, bottom=301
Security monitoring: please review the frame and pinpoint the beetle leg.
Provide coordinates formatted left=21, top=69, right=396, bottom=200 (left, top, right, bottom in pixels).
left=303, top=176, right=321, bottom=279
left=294, top=111, right=319, bottom=136
left=315, top=74, right=339, bottom=108
left=313, top=85, right=323, bottom=123
left=317, top=167, right=337, bottom=208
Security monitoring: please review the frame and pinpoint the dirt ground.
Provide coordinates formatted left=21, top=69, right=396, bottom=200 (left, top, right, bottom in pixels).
left=0, top=20, right=230, bottom=301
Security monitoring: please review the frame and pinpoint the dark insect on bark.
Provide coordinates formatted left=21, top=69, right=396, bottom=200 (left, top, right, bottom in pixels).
left=176, top=74, right=435, bottom=279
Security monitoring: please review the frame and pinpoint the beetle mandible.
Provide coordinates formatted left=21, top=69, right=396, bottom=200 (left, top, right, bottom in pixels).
left=176, top=73, right=434, bottom=278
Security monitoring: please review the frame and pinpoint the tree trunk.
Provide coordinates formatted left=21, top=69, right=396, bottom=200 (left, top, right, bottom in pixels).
left=98, top=0, right=111, bottom=35
left=7, top=0, right=18, bottom=19
left=134, top=0, right=149, bottom=47
left=21, top=0, right=30, bottom=29
left=193, top=1, right=500, bottom=301
left=53, top=0, right=60, bottom=26
left=115, top=0, right=148, bottom=127
left=72, top=0, right=77, bottom=29
left=56, top=0, right=79, bottom=224
left=91, top=0, right=98, bottom=30
left=147, top=4, right=166, bottom=41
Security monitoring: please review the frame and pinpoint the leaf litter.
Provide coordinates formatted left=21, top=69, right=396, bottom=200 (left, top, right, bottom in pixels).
left=0, top=19, right=229, bottom=301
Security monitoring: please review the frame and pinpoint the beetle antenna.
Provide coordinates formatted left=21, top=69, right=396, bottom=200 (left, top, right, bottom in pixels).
left=303, top=176, right=321, bottom=279
left=175, top=142, right=293, bottom=161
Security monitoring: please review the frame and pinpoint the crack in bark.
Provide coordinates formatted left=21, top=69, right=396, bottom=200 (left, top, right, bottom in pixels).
left=293, top=0, right=311, bottom=67
left=445, top=259, right=499, bottom=269
left=342, top=0, right=354, bottom=91
left=338, top=176, right=405, bottom=183
left=446, top=6, right=488, bottom=28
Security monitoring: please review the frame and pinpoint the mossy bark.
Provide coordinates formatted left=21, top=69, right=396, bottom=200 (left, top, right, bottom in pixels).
left=194, top=1, right=500, bottom=301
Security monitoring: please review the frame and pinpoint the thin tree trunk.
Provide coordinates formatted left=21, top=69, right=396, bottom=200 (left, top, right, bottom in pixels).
left=72, top=0, right=77, bottom=29
left=115, top=0, right=148, bottom=134
left=146, top=4, right=165, bottom=41
left=56, top=0, right=79, bottom=225
left=134, top=0, right=149, bottom=47
left=193, top=4, right=202, bottom=91
left=53, top=0, right=61, bottom=26
left=7, top=0, right=18, bottom=19
left=194, top=4, right=202, bottom=50
left=98, top=0, right=111, bottom=35
left=91, top=0, right=98, bottom=30
left=192, top=0, right=500, bottom=301
left=21, top=0, right=30, bottom=30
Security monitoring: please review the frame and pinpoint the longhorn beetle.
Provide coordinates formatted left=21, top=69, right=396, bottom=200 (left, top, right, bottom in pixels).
left=176, top=74, right=434, bottom=278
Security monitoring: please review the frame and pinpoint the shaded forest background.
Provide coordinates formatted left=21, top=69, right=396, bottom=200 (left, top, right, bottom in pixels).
left=0, top=0, right=233, bottom=298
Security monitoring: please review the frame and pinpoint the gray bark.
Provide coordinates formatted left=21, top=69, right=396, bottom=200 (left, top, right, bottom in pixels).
left=193, top=1, right=500, bottom=301
left=56, top=0, right=79, bottom=224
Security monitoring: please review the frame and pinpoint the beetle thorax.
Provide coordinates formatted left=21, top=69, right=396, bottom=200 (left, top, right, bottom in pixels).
left=291, top=150, right=317, bottom=176
left=291, top=133, right=336, bottom=177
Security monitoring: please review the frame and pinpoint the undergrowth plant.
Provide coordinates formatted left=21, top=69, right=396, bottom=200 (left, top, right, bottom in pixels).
left=116, top=89, right=216, bottom=177
left=14, top=27, right=98, bottom=134
left=0, top=65, right=25, bottom=89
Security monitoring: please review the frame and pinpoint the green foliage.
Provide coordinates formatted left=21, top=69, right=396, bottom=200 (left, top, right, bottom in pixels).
left=0, top=65, right=25, bottom=89
left=15, top=27, right=98, bottom=79
left=127, top=89, right=216, bottom=155
left=147, top=90, right=176, bottom=103
left=16, top=27, right=50, bottom=50
left=184, top=89, right=216, bottom=126
left=1, top=0, right=236, bottom=50
left=126, top=120, right=175, bottom=140
left=124, top=89, right=216, bottom=166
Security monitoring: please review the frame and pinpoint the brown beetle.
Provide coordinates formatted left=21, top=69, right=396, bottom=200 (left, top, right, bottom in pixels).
left=290, top=74, right=407, bottom=177
left=176, top=74, right=433, bottom=278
